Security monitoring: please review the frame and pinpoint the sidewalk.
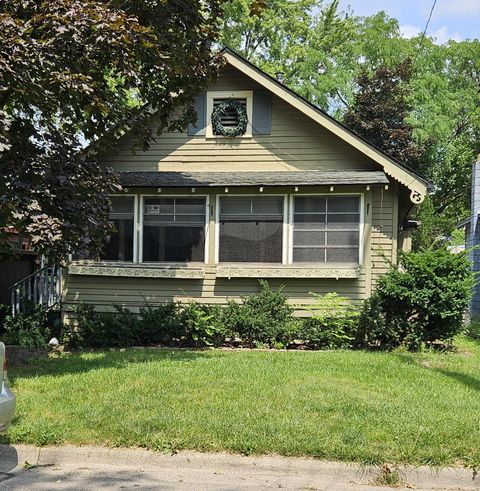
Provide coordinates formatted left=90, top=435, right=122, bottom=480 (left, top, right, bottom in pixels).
left=0, top=444, right=478, bottom=490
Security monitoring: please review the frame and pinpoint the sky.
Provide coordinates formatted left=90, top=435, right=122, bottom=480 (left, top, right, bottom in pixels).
left=337, top=0, right=479, bottom=43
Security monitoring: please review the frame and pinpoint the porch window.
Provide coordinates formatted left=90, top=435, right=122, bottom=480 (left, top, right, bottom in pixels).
left=293, top=196, right=360, bottom=263
left=102, top=196, right=135, bottom=261
left=219, top=196, right=283, bottom=263
left=142, top=197, right=206, bottom=262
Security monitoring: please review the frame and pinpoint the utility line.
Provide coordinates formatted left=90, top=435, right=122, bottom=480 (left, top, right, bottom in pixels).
left=413, top=0, right=437, bottom=65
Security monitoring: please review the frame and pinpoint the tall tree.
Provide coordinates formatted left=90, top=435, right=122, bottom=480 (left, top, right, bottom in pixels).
left=221, top=2, right=480, bottom=246
left=343, top=60, right=424, bottom=169
left=0, top=0, right=223, bottom=260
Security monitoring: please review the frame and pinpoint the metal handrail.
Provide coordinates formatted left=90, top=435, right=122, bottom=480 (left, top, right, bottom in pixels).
left=8, top=265, right=51, bottom=291
left=7, top=264, right=63, bottom=317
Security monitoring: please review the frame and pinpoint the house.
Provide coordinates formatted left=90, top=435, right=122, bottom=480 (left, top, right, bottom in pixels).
left=62, top=48, right=429, bottom=318
left=0, top=228, right=38, bottom=308
left=457, top=155, right=480, bottom=316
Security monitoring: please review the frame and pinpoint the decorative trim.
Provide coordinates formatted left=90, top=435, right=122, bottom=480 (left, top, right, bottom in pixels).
left=206, top=90, right=253, bottom=138
left=211, top=99, right=248, bottom=137
left=68, top=264, right=205, bottom=279
left=409, top=189, right=425, bottom=204
left=216, top=266, right=360, bottom=279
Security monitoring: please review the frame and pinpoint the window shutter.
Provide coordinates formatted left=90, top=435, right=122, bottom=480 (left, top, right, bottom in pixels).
left=252, top=90, right=272, bottom=135
left=187, top=92, right=207, bottom=136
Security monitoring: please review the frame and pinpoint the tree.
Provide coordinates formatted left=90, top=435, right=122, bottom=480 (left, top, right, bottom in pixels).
left=221, top=2, right=417, bottom=114
left=409, top=39, right=480, bottom=243
left=343, top=60, right=424, bottom=169
left=0, top=0, right=223, bottom=260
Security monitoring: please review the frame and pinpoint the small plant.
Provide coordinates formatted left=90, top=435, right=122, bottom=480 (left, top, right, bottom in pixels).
left=373, top=464, right=403, bottom=487
left=357, top=248, right=474, bottom=350
left=465, top=317, right=480, bottom=340
left=0, top=305, right=51, bottom=348
left=223, top=280, right=296, bottom=347
left=180, top=302, right=226, bottom=348
left=299, top=292, right=358, bottom=350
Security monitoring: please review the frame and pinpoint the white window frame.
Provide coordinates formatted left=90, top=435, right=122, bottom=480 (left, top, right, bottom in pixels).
left=139, top=194, right=210, bottom=265
left=288, top=193, right=365, bottom=266
left=206, top=90, right=253, bottom=139
left=104, top=194, right=139, bottom=263
left=215, top=194, right=288, bottom=265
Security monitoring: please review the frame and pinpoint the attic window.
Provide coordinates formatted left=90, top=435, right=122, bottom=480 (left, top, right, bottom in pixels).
left=212, top=99, right=247, bottom=136
left=206, top=91, right=253, bottom=138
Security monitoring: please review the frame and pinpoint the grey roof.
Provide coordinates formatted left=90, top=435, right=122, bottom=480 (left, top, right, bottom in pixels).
left=119, top=171, right=389, bottom=188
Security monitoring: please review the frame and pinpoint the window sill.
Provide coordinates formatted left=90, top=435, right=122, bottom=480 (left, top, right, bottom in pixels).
left=67, top=262, right=360, bottom=280
left=68, top=262, right=205, bottom=279
left=216, top=265, right=360, bottom=279
left=205, top=134, right=253, bottom=140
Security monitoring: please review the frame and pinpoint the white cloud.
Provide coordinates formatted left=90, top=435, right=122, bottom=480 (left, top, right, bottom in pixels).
left=400, top=24, right=422, bottom=38
left=437, top=0, right=480, bottom=15
left=431, top=26, right=463, bottom=44
left=400, top=24, right=463, bottom=44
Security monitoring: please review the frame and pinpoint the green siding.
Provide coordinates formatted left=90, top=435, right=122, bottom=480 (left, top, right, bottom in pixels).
left=64, top=66, right=402, bottom=316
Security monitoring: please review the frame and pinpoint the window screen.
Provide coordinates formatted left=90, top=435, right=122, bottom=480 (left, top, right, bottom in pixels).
left=293, top=196, right=360, bottom=263
left=212, top=98, right=247, bottom=135
left=101, top=196, right=135, bottom=261
left=143, top=198, right=206, bottom=262
left=219, top=197, right=283, bottom=263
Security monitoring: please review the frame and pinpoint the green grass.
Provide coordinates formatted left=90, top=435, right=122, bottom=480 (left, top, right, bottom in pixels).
left=3, top=337, right=480, bottom=467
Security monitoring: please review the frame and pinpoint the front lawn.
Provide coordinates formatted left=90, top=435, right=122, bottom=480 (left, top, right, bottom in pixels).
left=3, top=337, right=480, bottom=467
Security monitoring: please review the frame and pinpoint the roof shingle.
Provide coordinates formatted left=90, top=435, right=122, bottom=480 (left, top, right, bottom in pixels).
left=119, top=171, right=389, bottom=188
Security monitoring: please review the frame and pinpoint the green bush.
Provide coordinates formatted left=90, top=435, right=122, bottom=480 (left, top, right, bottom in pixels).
left=138, top=303, right=182, bottom=345
left=63, top=304, right=139, bottom=348
left=465, top=317, right=480, bottom=340
left=357, top=249, right=474, bottom=350
left=64, top=302, right=229, bottom=349
left=0, top=305, right=51, bottom=348
left=180, top=303, right=227, bottom=347
left=223, top=280, right=296, bottom=348
left=299, top=293, right=358, bottom=350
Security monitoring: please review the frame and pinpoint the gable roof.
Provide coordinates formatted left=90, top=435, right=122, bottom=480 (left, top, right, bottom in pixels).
left=221, top=48, right=429, bottom=204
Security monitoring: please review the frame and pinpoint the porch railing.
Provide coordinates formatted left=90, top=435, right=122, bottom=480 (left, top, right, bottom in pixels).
left=8, top=265, right=63, bottom=317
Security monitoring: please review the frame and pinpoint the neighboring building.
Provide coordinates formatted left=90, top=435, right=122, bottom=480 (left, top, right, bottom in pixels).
left=62, top=48, right=429, bottom=317
left=457, top=156, right=480, bottom=316
left=0, top=228, right=37, bottom=307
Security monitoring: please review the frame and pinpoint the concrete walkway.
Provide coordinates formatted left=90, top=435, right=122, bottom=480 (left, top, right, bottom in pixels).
left=0, top=444, right=478, bottom=490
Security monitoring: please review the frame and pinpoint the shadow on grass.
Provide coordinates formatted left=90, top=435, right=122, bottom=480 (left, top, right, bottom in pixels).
left=395, top=352, right=480, bottom=393
left=9, top=348, right=221, bottom=381
left=433, top=369, right=480, bottom=392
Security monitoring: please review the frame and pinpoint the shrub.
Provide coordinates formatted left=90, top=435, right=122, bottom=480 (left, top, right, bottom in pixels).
left=63, top=304, right=139, bottom=348
left=179, top=303, right=227, bottom=347
left=357, top=249, right=474, bottom=350
left=223, top=280, right=296, bottom=347
left=64, top=302, right=228, bottom=349
left=299, top=293, right=358, bottom=350
left=137, top=303, right=182, bottom=345
left=465, top=317, right=480, bottom=340
left=0, top=305, right=51, bottom=348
